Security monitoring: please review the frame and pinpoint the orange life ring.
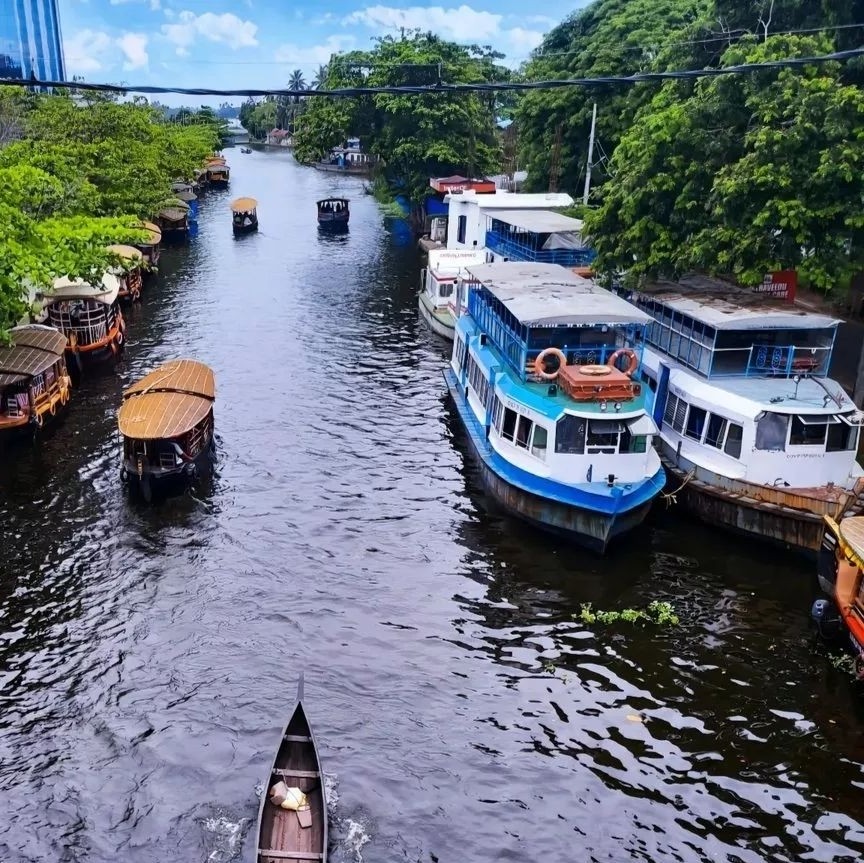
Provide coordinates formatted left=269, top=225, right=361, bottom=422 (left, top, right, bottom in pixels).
left=580, top=364, right=612, bottom=376
left=608, top=348, right=638, bottom=377
left=533, top=347, right=567, bottom=381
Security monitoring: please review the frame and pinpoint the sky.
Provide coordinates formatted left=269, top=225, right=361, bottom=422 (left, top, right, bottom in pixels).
left=58, top=1, right=589, bottom=103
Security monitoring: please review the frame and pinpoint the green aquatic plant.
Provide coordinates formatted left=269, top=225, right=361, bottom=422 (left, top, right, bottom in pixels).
left=577, top=601, right=679, bottom=627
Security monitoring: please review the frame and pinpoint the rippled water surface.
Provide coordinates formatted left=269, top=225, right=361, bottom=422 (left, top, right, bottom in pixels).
left=1, top=150, right=863, bottom=863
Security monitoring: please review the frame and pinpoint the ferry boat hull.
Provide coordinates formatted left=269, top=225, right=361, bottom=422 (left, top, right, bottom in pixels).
left=418, top=291, right=455, bottom=340
left=659, top=448, right=864, bottom=555
left=445, top=368, right=664, bottom=552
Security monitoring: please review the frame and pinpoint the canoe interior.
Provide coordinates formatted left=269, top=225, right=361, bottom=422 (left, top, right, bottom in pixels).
left=258, top=701, right=326, bottom=862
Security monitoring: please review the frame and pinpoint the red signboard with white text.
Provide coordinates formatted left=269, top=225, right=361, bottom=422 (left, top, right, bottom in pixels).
left=755, top=270, right=797, bottom=303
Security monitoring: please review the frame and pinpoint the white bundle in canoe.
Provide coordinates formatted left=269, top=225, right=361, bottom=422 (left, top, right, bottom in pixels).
left=269, top=781, right=307, bottom=811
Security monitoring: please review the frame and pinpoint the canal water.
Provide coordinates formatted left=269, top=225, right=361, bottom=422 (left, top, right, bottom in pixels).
left=1, top=149, right=862, bottom=863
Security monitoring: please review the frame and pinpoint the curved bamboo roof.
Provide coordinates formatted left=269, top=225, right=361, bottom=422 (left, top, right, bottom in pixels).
left=50, top=272, right=121, bottom=305
left=230, top=197, right=257, bottom=212
left=107, top=244, right=144, bottom=262
left=120, top=359, right=215, bottom=440
left=135, top=220, right=162, bottom=245
left=206, top=157, right=227, bottom=166
left=176, top=189, right=197, bottom=202
left=159, top=206, right=189, bottom=223
left=0, top=325, right=67, bottom=387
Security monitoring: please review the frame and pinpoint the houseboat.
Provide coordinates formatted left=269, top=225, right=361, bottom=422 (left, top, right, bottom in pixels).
left=317, top=198, right=349, bottom=228
left=418, top=248, right=486, bottom=339
left=444, top=262, right=665, bottom=552
left=314, top=137, right=377, bottom=175
left=206, top=156, right=230, bottom=188
left=45, top=273, right=126, bottom=371
left=231, top=197, right=259, bottom=234
left=107, top=244, right=145, bottom=301
left=156, top=201, right=191, bottom=241
left=118, top=359, right=216, bottom=501
left=0, top=325, right=72, bottom=439
left=812, top=516, right=864, bottom=675
left=176, top=188, right=198, bottom=220
left=133, top=221, right=162, bottom=270
left=627, top=275, right=864, bottom=554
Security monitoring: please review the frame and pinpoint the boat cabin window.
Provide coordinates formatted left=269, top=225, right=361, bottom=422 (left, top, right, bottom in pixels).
left=755, top=413, right=789, bottom=451
left=724, top=423, right=743, bottom=458
left=827, top=421, right=858, bottom=452
left=466, top=352, right=491, bottom=409
left=685, top=406, right=707, bottom=441
left=789, top=415, right=829, bottom=447
left=555, top=414, right=586, bottom=454
left=453, top=335, right=467, bottom=371
left=530, top=425, right=548, bottom=458
left=457, top=215, right=467, bottom=244
left=438, top=282, right=453, bottom=299
left=501, top=407, right=518, bottom=441
left=664, top=393, right=744, bottom=459
left=663, top=394, right=688, bottom=434
left=515, top=415, right=532, bottom=449
left=586, top=420, right=621, bottom=454
left=492, top=396, right=548, bottom=461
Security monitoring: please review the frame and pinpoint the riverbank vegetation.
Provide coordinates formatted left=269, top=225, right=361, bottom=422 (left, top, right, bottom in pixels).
left=293, top=32, right=506, bottom=227
left=0, top=88, right=219, bottom=339
left=518, top=0, right=864, bottom=289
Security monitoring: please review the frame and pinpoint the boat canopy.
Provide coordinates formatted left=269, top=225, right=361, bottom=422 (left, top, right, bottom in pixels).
left=0, top=325, right=67, bottom=387
left=50, top=272, right=122, bottom=305
left=466, top=262, right=651, bottom=328
left=230, top=197, right=258, bottom=212
left=159, top=206, right=189, bottom=223
left=136, top=221, right=162, bottom=245
left=317, top=198, right=349, bottom=207
left=107, top=244, right=144, bottom=262
left=840, top=517, right=864, bottom=563
left=488, top=209, right=584, bottom=234
left=176, top=189, right=197, bottom=203
left=119, top=359, right=215, bottom=440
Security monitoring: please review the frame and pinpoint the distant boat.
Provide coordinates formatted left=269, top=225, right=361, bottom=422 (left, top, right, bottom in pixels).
left=118, top=359, right=216, bottom=501
left=241, top=146, right=252, bottom=154
left=316, top=198, right=349, bottom=229
left=0, top=325, right=72, bottom=439
left=231, top=197, right=259, bottom=234
left=205, top=155, right=230, bottom=187
left=255, top=675, right=328, bottom=863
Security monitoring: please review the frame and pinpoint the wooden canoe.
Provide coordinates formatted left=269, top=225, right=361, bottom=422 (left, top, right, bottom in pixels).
left=256, top=675, right=328, bottom=863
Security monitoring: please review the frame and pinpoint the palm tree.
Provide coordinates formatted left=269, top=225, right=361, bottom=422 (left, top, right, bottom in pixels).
left=288, top=69, right=307, bottom=101
left=311, top=64, right=328, bottom=90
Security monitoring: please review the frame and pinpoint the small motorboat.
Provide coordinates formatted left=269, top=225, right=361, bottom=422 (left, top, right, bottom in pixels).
left=231, top=197, right=259, bottom=235
left=256, top=675, right=327, bottom=863
left=316, top=198, right=349, bottom=229
left=118, top=359, right=216, bottom=501
left=241, top=146, right=252, bottom=154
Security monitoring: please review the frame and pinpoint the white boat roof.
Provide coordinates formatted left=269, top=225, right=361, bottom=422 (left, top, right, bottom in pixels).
left=638, top=275, right=841, bottom=330
left=49, top=273, right=121, bottom=305
left=487, top=209, right=584, bottom=233
left=468, top=262, right=652, bottom=327
left=446, top=190, right=574, bottom=208
left=428, top=248, right=487, bottom=273
left=665, top=364, right=856, bottom=420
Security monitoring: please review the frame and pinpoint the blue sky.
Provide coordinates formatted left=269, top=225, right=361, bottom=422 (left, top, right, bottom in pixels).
left=58, top=1, right=588, bottom=101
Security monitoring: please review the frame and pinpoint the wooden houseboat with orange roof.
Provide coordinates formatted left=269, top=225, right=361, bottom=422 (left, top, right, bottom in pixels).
left=812, top=515, right=864, bottom=677
left=205, top=155, right=230, bottom=188
left=107, top=244, right=145, bottom=301
left=45, top=274, right=126, bottom=372
left=0, top=325, right=72, bottom=439
left=156, top=200, right=192, bottom=241
left=118, top=359, right=216, bottom=501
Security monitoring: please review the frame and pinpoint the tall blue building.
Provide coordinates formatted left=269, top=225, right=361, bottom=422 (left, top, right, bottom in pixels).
left=0, top=0, right=66, bottom=81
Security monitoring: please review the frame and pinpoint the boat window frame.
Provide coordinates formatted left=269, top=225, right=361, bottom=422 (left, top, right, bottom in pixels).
left=530, top=424, right=548, bottom=459
left=704, top=413, right=728, bottom=450
left=457, top=214, right=467, bottom=245
left=724, top=422, right=744, bottom=458
left=684, top=404, right=707, bottom=441
left=788, top=414, right=829, bottom=447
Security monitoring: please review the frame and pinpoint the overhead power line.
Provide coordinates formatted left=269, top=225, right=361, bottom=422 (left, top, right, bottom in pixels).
left=1, top=47, right=862, bottom=98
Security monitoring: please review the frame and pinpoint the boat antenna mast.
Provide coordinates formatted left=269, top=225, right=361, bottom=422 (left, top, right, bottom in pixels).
left=582, top=102, right=597, bottom=207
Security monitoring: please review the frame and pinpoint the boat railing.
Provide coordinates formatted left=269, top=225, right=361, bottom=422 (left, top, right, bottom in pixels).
left=4, top=393, right=24, bottom=417
left=485, top=229, right=596, bottom=267
left=709, top=343, right=832, bottom=377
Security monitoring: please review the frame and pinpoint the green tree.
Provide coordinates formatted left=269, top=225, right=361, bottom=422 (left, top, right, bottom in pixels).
left=585, top=35, right=864, bottom=289
left=311, top=64, right=329, bottom=89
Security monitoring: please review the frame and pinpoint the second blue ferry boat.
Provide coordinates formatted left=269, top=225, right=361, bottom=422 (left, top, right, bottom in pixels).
left=444, top=262, right=665, bottom=552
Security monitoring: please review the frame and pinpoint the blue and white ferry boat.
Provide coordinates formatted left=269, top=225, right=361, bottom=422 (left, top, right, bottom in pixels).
left=444, top=262, right=665, bottom=552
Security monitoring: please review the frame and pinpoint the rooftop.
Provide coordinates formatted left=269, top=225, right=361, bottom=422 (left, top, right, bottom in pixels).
left=468, top=262, right=652, bottom=327
left=445, top=190, right=574, bottom=209
left=638, top=275, right=841, bottom=331
left=489, top=209, right=585, bottom=234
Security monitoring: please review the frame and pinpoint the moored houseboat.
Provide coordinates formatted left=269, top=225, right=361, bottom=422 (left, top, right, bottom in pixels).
left=316, top=198, right=349, bottom=228
left=45, top=274, right=126, bottom=371
left=444, top=262, right=665, bottom=552
left=133, top=220, right=162, bottom=270
left=206, top=156, right=230, bottom=188
left=118, top=359, right=216, bottom=501
left=156, top=200, right=191, bottom=241
left=628, top=276, right=864, bottom=554
left=107, top=244, right=145, bottom=301
left=0, top=325, right=72, bottom=439
left=231, top=197, right=259, bottom=234
left=418, top=248, right=485, bottom=339
left=812, top=516, right=864, bottom=674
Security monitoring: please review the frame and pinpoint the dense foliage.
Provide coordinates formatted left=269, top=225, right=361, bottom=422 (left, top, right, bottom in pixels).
left=519, top=0, right=864, bottom=288
left=0, top=89, right=219, bottom=339
left=293, top=32, right=505, bottom=221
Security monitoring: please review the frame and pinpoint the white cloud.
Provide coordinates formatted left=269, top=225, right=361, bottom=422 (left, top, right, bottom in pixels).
left=64, top=29, right=113, bottom=75
left=161, top=11, right=258, bottom=56
left=501, top=27, right=544, bottom=56
left=274, top=35, right=356, bottom=67
left=345, top=4, right=502, bottom=42
left=117, top=32, right=149, bottom=70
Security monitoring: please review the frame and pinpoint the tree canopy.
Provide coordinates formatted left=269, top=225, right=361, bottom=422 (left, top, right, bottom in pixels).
left=0, top=89, right=219, bottom=339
